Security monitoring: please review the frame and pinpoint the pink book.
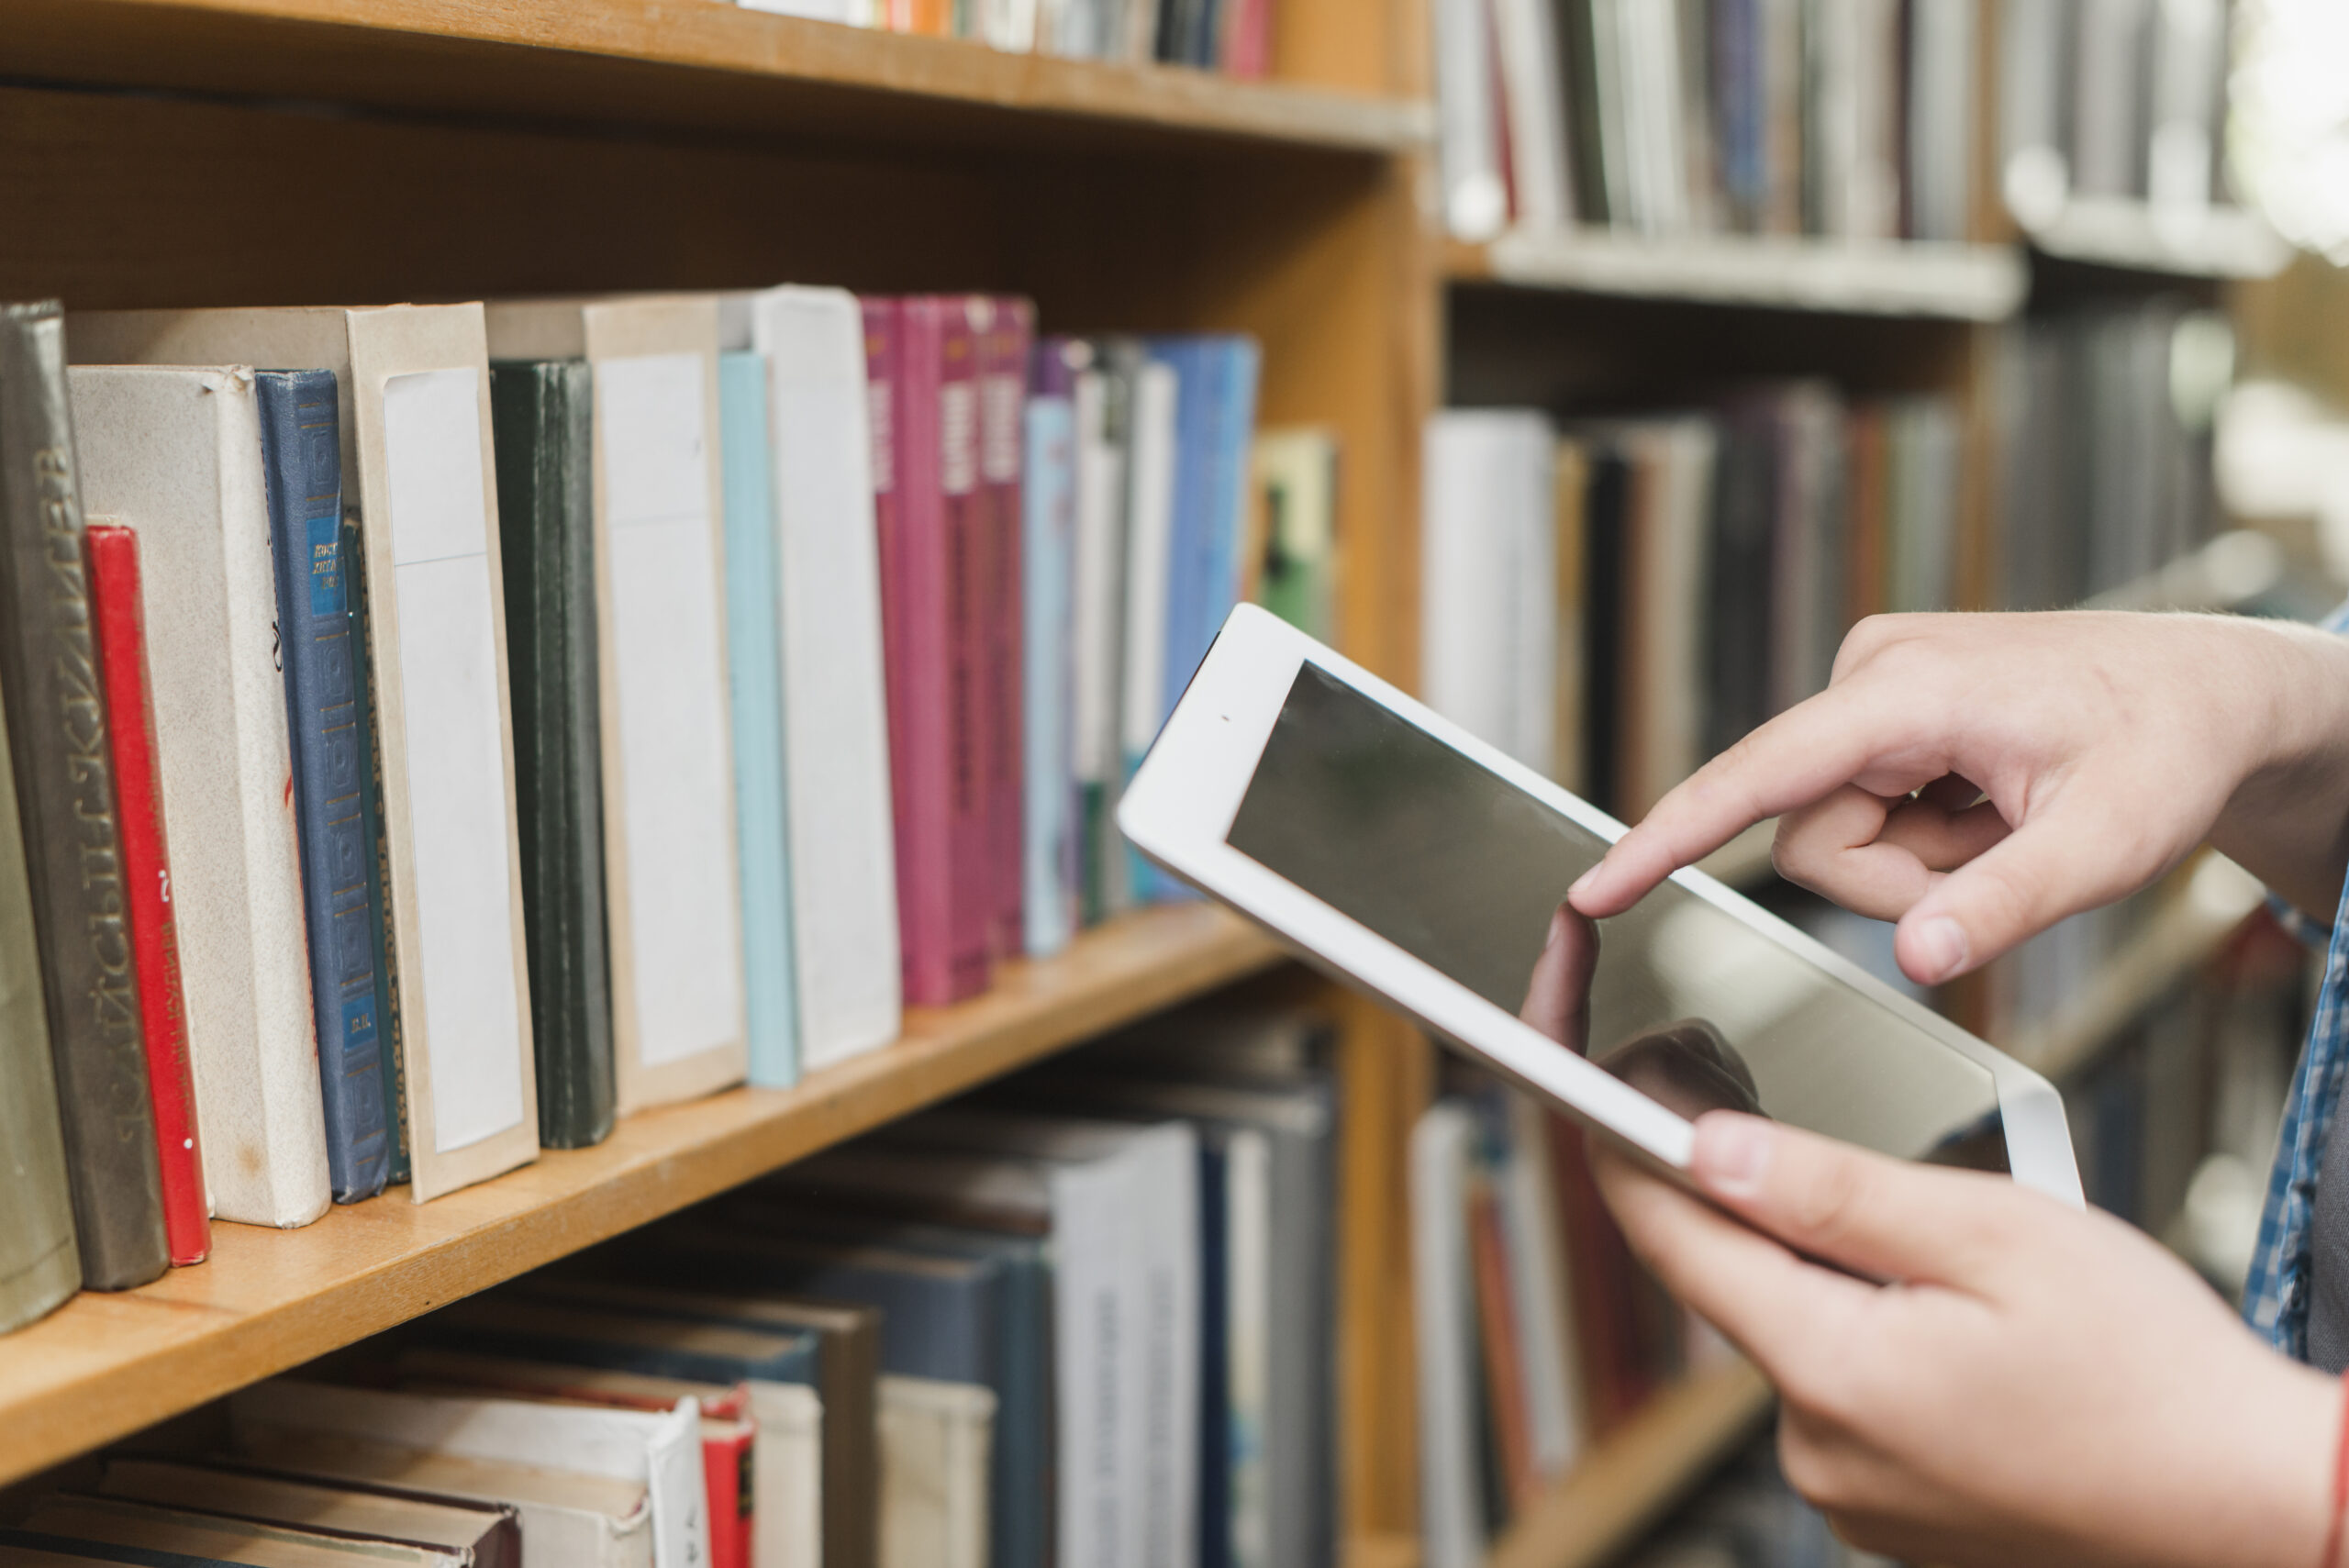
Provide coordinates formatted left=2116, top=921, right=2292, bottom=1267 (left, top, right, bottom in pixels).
left=1222, top=0, right=1272, bottom=78
left=975, top=297, right=1033, bottom=961
left=870, top=296, right=992, bottom=1006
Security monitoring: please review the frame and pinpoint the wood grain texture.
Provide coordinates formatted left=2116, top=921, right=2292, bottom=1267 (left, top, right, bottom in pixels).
left=0, top=0, right=1430, bottom=155
left=0, top=903, right=1281, bottom=1485
left=1486, top=1362, right=1776, bottom=1568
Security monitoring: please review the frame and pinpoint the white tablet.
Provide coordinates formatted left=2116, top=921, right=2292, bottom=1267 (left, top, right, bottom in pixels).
left=1119, top=606, right=2083, bottom=1207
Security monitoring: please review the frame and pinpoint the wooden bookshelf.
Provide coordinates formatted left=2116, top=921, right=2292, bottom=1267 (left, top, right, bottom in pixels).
left=0, top=904, right=1281, bottom=1489
left=1446, top=229, right=2028, bottom=321
left=0, top=0, right=1431, bottom=155
left=2021, top=199, right=2294, bottom=281
left=1486, top=1361, right=1776, bottom=1568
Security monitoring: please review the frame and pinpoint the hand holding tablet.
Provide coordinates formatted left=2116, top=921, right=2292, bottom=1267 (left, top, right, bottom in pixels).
left=1117, top=604, right=2081, bottom=1204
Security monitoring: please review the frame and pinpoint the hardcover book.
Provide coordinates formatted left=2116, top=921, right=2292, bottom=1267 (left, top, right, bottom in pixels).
left=0, top=304, right=170, bottom=1291
left=0, top=595, right=80, bottom=1330
left=71, top=304, right=541, bottom=1204
left=867, top=296, right=992, bottom=1006
left=975, top=298, right=1032, bottom=962
left=750, top=289, right=902, bottom=1068
left=483, top=298, right=747, bottom=1118
left=71, top=364, right=332, bottom=1231
left=716, top=345, right=801, bottom=1089
left=487, top=360, right=617, bottom=1150
left=1020, top=342, right=1078, bottom=959
left=256, top=369, right=394, bottom=1203
left=84, top=523, right=210, bottom=1262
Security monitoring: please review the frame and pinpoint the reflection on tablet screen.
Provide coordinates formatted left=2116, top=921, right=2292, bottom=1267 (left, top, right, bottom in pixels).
left=1223, top=661, right=2006, bottom=1170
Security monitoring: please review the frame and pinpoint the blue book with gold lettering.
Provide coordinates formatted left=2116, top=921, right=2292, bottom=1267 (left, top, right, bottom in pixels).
left=257, top=370, right=390, bottom=1204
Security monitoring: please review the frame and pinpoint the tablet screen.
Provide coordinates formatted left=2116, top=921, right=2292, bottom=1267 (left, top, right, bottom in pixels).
left=1225, top=662, right=2006, bottom=1167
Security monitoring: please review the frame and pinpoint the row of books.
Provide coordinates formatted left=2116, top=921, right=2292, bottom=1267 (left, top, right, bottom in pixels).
left=1411, top=1070, right=1728, bottom=1568
left=4, top=1001, right=1343, bottom=1568
left=1437, top=0, right=2240, bottom=246
left=733, top=0, right=1273, bottom=74
left=1423, top=389, right=1964, bottom=823
left=0, top=292, right=1320, bottom=1332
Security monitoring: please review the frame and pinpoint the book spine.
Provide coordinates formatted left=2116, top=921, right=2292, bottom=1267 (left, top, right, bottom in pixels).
left=256, top=371, right=392, bottom=1205
left=0, top=302, right=168, bottom=1292
left=938, top=306, right=994, bottom=995
left=1020, top=346, right=1078, bottom=961
left=85, top=524, right=209, bottom=1264
left=488, top=361, right=617, bottom=1150
left=877, top=298, right=991, bottom=1006
left=977, top=298, right=1031, bottom=961
left=704, top=1421, right=754, bottom=1568
left=342, top=517, right=412, bottom=1188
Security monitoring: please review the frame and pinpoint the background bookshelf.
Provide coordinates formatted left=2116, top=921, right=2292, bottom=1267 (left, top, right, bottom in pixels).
left=0, top=1, right=2336, bottom=1566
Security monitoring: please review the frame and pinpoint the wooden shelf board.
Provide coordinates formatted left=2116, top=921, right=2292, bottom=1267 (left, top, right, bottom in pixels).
left=1451, top=229, right=2026, bottom=320
left=2001, top=856, right=2266, bottom=1085
left=0, top=0, right=1431, bottom=157
left=1487, top=1360, right=1776, bottom=1568
left=2024, top=199, right=2293, bottom=280
left=0, top=903, right=1282, bottom=1487
left=1347, top=1531, right=1423, bottom=1568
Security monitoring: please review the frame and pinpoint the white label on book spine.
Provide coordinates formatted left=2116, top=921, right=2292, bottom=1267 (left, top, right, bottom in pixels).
left=382, top=367, right=526, bottom=1155
left=599, top=353, right=743, bottom=1069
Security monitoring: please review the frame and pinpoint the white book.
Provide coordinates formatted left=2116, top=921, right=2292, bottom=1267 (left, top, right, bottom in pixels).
left=749, top=286, right=901, bottom=1071
left=1998, top=0, right=2074, bottom=227
left=1421, top=411, right=1557, bottom=776
left=877, top=1375, right=996, bottom=1568
left=1069, top=356, right=1130, bottom=911
left=1491, top=0, right=1575, bottom=231
left=68, top=365, right=330, bottom=1229
left=1621, top=0, right=1692, bottom=235
left=231, top=1427, right=654, bottom=1568
left=2073, top=0, right=2153, bottom=199
left=1119, top=359, right=1180, bottom=773
left=2147, top=0, right=2224, bottom=216
left=899, top=1106, right=1200, bottom=1568
left=1022, top=381, right=1078, bottom=958
left=748, top=1379, right=824, bottom=1568
left=1850, top=0, right=1905, bottom=239
left=71, top=305, right=539, bottom=1204
left=484, top=297, right=749, bottom=1115
left=1410, top=1102, right=1482, bottom=1568
left=1501, top=1091, right=1584, bottom=1479
left=232, top=1381, right=706, bottom=1568
left=1807, top=0, right=1862, bottom=237
left=1431, top=0, right=1507, bottom=239
left=1905, top=0, right=1976, bottom=242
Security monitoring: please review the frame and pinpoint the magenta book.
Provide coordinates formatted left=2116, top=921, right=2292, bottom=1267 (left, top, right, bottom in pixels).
left=975, top=296, right=1033, bottom=962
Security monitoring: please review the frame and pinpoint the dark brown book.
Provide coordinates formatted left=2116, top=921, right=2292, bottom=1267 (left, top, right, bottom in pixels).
left=91, top=1458, right=520, bottom=1568
left=0, top=301, right=165, bottom=1292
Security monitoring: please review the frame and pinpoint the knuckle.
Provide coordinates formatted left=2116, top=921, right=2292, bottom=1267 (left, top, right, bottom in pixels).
left=1775, top=1417, right=1856, bottom=1514
left=1786, top=1153, right=1872, bottom=1248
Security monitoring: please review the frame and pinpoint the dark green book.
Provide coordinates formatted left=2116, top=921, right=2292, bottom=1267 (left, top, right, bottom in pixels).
left=343, top=515, right=410, bottom=1187
left=489, top=361, right=614, bottom=1151
left=0, top=301, right=166, bottom=1293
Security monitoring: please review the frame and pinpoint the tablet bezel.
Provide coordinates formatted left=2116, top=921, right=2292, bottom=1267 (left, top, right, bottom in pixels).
left=1118, top=605, right=2083, bottom=1207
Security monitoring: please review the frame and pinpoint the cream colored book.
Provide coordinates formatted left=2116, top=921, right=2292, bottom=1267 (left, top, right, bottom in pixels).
left=229, top=1427, right=653, bottom=1568
left=484, top=297, right=748, bottom=1115
left=68, top=366, right=330, bottom=1229
left=17, top=1495, right=461, bottom=1568
left=71, top=306, right=539, bottom=1203
left=876, top=1375, right=995, bottom=1568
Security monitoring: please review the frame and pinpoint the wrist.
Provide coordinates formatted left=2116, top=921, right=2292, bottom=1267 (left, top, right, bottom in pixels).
left=2211, top=619, right=2349, bottom=916
left=2219, top=1354, right=2338, bottom=1568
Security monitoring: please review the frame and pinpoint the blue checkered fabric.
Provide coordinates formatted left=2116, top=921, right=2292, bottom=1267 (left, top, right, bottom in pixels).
left=2243, top=599, right=2349, bottom=1357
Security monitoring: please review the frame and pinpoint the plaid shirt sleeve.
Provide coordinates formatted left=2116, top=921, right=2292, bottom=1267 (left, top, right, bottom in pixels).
left=2243, top=597, right=2349, bottom=1357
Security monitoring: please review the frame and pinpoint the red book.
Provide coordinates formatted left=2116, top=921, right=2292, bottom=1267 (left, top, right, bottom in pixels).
left=85, top=523, right=208, bottom=1266
left=866, top=296, right=992, bottom=1006
left=1468, top=1177, right=1536, bottom=1512
left=975, top=297, right=1032, bottom=961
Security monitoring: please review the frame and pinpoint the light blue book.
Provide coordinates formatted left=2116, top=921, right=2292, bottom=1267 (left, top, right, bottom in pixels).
left=1022, top=388, right=1078, bottom=958
left=718, top=351, right=801, bottom=1086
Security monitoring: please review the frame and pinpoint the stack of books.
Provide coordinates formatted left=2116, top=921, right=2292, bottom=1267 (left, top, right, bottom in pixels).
left=0, top=1000, right=1346, bottom=1568
left=0, top=292, right=1330, bottom=1335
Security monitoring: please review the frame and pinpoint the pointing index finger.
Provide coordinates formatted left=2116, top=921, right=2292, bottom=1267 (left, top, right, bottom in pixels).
left=1568, top=684, right=1918, bottom=917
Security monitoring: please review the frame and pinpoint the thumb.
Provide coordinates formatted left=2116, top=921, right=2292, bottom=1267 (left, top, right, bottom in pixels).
left=1688, top=1113, right=2021, bottom=1289
left=1889, top=805, right=2141, bottom=984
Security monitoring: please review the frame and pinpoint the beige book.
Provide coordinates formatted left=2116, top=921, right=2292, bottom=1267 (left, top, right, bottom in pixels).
left=876, top=1375, right=994, bottom=1568
left=19, top=1495, right=460, bottom=1567
left=70, top=366, right=331, bottom=1229
left=483, top=297, right=746, bottom=1115
left=71, top=306, right=539, bottom=1203
left=231, top=1421, right=653, bottom=1568
left=1553, top=437, right=1588, bottom=797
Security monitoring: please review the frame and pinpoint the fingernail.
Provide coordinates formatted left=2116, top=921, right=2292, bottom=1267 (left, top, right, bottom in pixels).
left=1698, top=1116, right=1772, bottom=1198
left=1911, top=916, right=1969, bottom=983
